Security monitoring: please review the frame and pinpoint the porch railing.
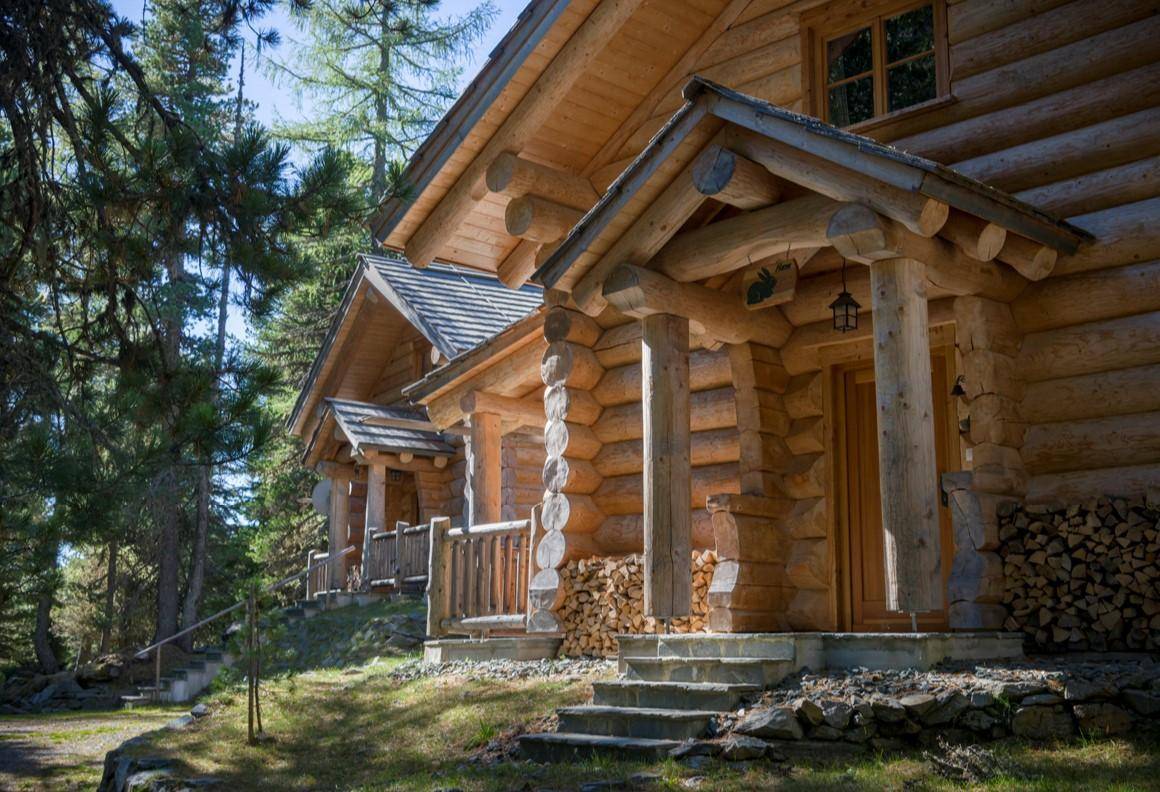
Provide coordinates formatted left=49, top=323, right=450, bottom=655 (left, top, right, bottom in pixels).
left=364, top=521, right=430, bottom=590
left=426, top=517, right=533, bottom=638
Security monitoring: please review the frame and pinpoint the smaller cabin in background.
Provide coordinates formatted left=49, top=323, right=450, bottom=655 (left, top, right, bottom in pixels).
left=288, top=253, right=540, bottom=595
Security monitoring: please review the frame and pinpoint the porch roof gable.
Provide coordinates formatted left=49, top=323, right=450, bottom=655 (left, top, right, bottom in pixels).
left=288, top=254, right=540, bottom=437
left=533, top=77, right=1092, bottom=292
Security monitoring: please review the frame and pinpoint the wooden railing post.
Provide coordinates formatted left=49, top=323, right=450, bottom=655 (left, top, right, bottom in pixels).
left=426, top=517, right=452, bottom=638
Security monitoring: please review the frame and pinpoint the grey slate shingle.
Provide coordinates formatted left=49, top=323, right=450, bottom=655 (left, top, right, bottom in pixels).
left=362, top=254, right=541, bottom=358
left=326, top=398, right=455, bottom=457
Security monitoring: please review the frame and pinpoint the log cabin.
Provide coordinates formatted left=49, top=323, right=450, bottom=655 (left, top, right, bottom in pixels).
left=324, top=0, right=1159, bottom=655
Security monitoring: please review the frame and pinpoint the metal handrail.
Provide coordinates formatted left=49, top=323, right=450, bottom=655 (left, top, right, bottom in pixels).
left=130, top=545, right=357, bottom=701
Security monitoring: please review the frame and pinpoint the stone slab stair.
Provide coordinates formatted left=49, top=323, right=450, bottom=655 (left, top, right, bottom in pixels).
left=122, top=593, right=374, bottom=707
left=520, top=634, right=796, bottom=762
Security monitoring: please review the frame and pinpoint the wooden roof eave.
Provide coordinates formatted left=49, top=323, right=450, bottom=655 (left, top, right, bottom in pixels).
left=368, top=0, right=568, bottom=248
left=533, top=77, right=1093, bottom=291
left=287, top=264, right=372, bottom=437
left=302, top=410, right=340, bottom=469
left=403, top=307, right=547, bottom=407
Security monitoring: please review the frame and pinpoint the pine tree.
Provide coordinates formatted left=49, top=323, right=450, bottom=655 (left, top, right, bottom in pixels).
left=0, top=0, right=360, bottom=661
left=269, top=0, right=496, bottom=204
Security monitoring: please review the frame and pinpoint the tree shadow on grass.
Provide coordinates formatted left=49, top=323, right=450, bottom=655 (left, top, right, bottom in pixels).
left=135, top=674, right=590, bottom=790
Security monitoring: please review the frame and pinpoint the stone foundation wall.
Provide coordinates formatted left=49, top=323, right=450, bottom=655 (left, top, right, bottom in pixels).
left=999, top=497, right=1160, bottom=652
left=723, top=656, right=1159, bottom=759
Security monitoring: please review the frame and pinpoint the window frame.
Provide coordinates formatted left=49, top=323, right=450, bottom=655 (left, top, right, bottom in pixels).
left=804, top=0, right=950, bottom=131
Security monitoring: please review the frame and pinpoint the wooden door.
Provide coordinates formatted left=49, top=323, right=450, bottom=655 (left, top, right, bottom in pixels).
left=385, top=470, right=419, bottom=528
left=839, top=353, right=956, bottom=631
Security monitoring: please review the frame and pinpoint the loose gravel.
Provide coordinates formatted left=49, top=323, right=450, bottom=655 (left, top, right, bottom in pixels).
left=389, top=656, right=615, bottom=682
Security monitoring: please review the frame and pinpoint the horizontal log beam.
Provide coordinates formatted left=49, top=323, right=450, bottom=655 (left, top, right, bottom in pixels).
left=827, top=204, right=1026, bottom=300
left=651, top=194, right=841, bottom=283
left=727, top=126, right=949, bottom=237
left=486, top=152, right=599, bottom=210
left=691, top=144, right=782, bottom=209
left=939, top=211, right=1007, bottom=262
left=505, top=195, right=583, bottom=243
left=460, top=391, right=544, bottom=431
left=496, top=239, right=540, bottom=289
left=602, top=264, right=792, bottom=348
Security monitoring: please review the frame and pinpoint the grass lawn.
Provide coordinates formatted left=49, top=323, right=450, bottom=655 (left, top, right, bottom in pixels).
left=125, top=659, right=1160, bottom=791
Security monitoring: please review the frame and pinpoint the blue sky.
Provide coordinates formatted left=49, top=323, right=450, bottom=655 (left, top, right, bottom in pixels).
left=109, top=0, right=522, bottom=129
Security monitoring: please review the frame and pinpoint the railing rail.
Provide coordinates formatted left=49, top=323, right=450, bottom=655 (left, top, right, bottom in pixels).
left=427, top=516, right=532, bottom=638
left=362, top=521, right=430, bottom=589
left=132, top=545, right=356, bottom=701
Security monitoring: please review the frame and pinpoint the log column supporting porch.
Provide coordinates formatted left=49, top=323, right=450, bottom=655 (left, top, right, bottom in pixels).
left=642, top=313, right=693, bottom=620
left=327, top=469, right=352, bottom=591
left=360, top=462, right=387, bottom=587
left=467, top=411, right=502, bottom=526
left=869, top=257, right=943, bottom=616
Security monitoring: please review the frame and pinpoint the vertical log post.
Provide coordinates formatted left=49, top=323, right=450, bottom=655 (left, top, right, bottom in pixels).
left=426, top=516, right=452, bottom=638
left=327, top=474, right=351, bottom=591
left=362, top=463, right=387, bottom=589
left=870, top=258, right=943, bottom=616
left=642, top=314, right=693, bottom=620
left=468, top=412, right=502, bottom=525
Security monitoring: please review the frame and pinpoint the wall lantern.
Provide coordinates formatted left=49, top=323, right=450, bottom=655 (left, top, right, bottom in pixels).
left=829, top=259, right=860, bottom=333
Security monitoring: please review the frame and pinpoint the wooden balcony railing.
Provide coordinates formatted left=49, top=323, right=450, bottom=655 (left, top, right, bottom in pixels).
left=304, top=549, right=333, bottom=599
left=363, top=521, right=430, bottom=590
left=426, top=516, right=533, bottom=638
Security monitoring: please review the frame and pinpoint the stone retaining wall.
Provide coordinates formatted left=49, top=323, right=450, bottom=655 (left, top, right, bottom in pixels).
left=718, top=657, right=1160, bottom=758
left=998, top=498, right=1160, bottom=652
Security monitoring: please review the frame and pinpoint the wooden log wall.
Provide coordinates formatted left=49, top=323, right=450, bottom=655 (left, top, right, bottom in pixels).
left=529, top=305, right=606, bottom=632
left=503, top=433, right=546, bottom=522
left=369, top=325, right=429, bottom=403
left=587, top=316, right=737, bottom=554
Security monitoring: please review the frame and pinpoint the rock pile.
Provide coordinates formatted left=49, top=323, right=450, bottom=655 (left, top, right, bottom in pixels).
left=1, top=669, right=121, bottom=714
left=557, top=550, right=717, bottom=657
left=999, top=498, right=1160, bottom=651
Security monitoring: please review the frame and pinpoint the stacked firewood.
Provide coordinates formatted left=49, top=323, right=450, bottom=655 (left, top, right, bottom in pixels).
left=557, top=550, right=717, bottom=657
left=999, top=498, right=1160, bottom=652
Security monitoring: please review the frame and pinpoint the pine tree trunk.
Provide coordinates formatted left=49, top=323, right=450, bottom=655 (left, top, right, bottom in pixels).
left=34, top=550, right=59, bottom=674
left=370, top=5, right=391, bottom=201
left=155, top=245, right=186, bottom=644
left=99, top=539, right=118, bottom=656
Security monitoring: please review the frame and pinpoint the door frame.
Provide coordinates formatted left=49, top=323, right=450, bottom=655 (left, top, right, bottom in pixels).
left=829, top=342, right=961, bottom=632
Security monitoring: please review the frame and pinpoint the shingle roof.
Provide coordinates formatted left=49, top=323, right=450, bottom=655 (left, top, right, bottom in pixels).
left=325, top=399, right=455, bottom=458
left=361, top=254, right=542, bottom=358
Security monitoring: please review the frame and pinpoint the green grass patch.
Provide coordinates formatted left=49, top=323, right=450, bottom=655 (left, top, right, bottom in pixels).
left=126, top=661, right=1160, bottom=791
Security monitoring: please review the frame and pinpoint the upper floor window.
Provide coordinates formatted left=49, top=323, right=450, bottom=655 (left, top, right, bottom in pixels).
left=811, top=1, right=947, bottom=128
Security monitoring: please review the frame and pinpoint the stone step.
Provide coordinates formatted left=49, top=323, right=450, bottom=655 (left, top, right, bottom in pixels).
left=519, top=732, right=681, bottom=763
left=557, top=705, right=719, bottom=741
left=592, top=680, right=758, bottom=711
left=121, top=694, right=155, bottom=709
left=625, top=656, right=794, bottom=686
left=618, top=633, right=797, bottom=660
left=198, top=648, right=225, bottom=662
left=283, top=606, right=306, bottom=621
left=185, top=661, right=206, bottom=672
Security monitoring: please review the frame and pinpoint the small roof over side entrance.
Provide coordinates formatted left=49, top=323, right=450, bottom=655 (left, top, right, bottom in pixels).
left=302, top=399, right=455, bottom=468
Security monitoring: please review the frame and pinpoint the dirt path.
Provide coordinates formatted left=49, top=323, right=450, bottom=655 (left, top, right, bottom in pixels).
left=0, top=707, right=185, bottom=791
